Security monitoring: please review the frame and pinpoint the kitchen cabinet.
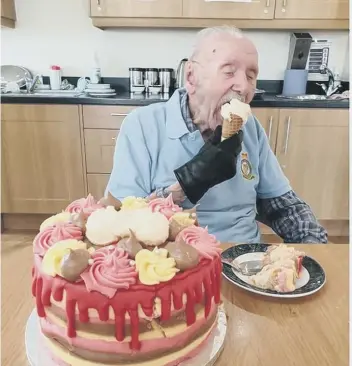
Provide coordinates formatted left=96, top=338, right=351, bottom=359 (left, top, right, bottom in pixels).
left=1, top=104, right=86, bottom=214
left=275, top=0, right=349, bottom=20
left=90, top=0, right=348, bottom=29
left=90, top=0, right=182, bottom=18
left=275, top=109, right=349, bottom=220
left=87, top=174, right=110, bottom=200
left=82, top=105, right=137, bottom=200
left=84, top=129, right=118, bottom=174
left=1, top=0, right=16, bottom=28
left=83, top=105, right=137, bottom=129
left=183, top=0, right=274, bottom=19
left=252, top=108, right=279, bottom=151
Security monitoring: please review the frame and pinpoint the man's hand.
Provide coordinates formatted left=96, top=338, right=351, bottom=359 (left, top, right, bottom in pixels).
left=148, top=182, right=186, bottom=204
left=174, top=126, right=243, bottom=204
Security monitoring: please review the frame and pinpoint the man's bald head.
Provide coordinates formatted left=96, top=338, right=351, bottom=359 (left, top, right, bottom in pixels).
left=185, top=26, right=259, bottom=131
left=190, top=26, right=256, bottom=62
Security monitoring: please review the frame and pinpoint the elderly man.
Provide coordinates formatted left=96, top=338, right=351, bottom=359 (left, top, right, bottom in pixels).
left=106, top=26, right=328, bottom=244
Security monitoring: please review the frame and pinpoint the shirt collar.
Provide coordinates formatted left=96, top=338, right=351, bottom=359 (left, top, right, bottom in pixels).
left=165, top=88, right=197, bottom=139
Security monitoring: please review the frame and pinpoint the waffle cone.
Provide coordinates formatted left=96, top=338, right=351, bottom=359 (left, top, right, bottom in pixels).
left=221, top=113, right=243, bottom=141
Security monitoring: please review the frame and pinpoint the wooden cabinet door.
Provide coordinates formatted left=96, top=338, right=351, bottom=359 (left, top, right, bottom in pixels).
left=252, top=108, right=279, bottom=151
left=1, top=0, right=16, bottom=19
left=84, top=129, right=118, bottom=174
left=1, top=104, right=85, bottom=214
left=275, top=109, right=349, bottom=220
left=275, top=0, right=349, bottom=19
left=83, top=105, right=137, bottom=129
left=182, top=0, right=275, bottom=19
left=91, top=0, right=182, bottom=18
left=87, top=174, right=110, bottom=199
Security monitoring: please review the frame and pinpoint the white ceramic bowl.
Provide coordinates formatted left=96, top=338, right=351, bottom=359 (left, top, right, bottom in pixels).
left=148, top=86, right=162, bottom=95
left=131, top=86, right=145, bottom=94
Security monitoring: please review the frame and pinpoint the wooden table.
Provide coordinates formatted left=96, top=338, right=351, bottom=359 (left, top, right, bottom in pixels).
left=1, top=234, right=349, bottom=366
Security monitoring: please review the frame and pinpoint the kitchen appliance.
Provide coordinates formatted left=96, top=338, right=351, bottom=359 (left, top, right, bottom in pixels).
left=129, top=67, right=145, bottom=93
left=159, top=68, right=173, bottom=94
left=145, top=68, right=159, bottom=86
left=286, top=33, right=313, bottom=70
left=176, top=58, right=188, bottom=88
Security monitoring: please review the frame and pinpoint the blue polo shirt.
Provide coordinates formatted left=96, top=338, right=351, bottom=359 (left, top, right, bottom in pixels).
left=106, top=89, right=291, bottom=243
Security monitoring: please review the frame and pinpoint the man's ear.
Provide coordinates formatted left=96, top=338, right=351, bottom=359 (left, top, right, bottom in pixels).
left=184, top=61, right=197, bottom=94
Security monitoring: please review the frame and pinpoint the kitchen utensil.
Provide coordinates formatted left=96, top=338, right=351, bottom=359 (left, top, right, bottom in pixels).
left=222, top=244, right=326, bottom=299
left=77, top=77, right=90, bottom=92
left=87, top=83, right=111, bottom=89
left=145, top=68, right=159, bottom=86
left=221, top=258, right=263, bottom=276
left=175, top=58, right=188, bottom=88
left=282, top=69, right=308, bottom=96
left=86, top=92, right=117, bottom=97
left=255, top=88, right=265, bottom=95
left=1, top=65, right=32, bottom=89
left=90, top=67, right=101, bottom=84
left=49, top=65, right=62, bottom=90
left=148, top=85, right=162, bottom=95
left=130, top=85, right=145, bottom=94
left=287, top=33, right=312, bottom=70
left=159, top=68, right=173, bottom=93
left=129, top=68, right=145, bottom=89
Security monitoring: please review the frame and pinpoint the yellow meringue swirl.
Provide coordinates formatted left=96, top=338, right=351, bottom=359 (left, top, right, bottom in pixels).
left=172, top=212, right=196, bottom=226
left=39, top=211, right=73, bottom=232
left=121, top=196, right=148, bottom=210
left=135, top=248, right=179, bottom=285
left=41, top=239, right=88, bottom=277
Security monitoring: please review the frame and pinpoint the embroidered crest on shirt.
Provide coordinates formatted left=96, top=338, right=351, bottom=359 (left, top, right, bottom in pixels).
left=240, top=152, right=255, bottom=180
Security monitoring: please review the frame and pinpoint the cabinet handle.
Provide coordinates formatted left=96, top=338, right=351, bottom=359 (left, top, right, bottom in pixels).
left=110, top=113, right=128, bottom=117
left=266, top=0, right=270, bottom=7
left=112, top=137, right=116, bottom=141
left=282, top=0, right=287, bottom=6
left=267, top=116, right=273, bottom=143
left=283, top=116, right=291, bottom=155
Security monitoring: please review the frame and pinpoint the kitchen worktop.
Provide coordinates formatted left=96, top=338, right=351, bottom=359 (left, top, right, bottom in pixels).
left=1, top=91, right=349, bottom=109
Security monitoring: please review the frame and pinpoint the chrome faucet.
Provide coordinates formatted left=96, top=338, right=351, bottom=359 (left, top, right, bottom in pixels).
left=25, top=74, right=41, bottom=93
left=316, top=66, right=343, bottom=97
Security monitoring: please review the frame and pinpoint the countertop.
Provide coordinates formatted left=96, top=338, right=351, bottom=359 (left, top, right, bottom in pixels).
left=1, top=91, right=349, bottom=109
left=1, top=232, right=349, bottom=366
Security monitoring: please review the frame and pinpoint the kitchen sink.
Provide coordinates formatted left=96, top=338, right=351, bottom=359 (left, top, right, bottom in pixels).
left=276, top=94, right=328, bottom=101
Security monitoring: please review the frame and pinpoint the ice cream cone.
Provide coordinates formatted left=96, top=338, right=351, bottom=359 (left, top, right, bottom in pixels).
left=221, top=113, right=243, bottom=141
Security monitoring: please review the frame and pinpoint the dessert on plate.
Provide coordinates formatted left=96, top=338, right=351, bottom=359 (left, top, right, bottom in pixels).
left=249, top=244, right=305, bottom=293
left=31, top=193, right=223, bottom=366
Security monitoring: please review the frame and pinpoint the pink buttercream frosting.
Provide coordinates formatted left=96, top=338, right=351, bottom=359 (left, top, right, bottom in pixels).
left=80, top=246, right=137, bottom=298
left=176, top=225, right=222, bottom=260
left=33, top=222, right=84, bottom=256
left=148, top=193, right=182, bottom=220
left=64, top=194, right=104, bottom=217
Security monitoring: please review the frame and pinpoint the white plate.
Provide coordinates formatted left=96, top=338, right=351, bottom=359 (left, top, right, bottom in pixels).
left=25, top=308, right=227, bottom=366
left=87, top=83, right=110, bottom=89
left=222, top=243, right=326, bottom=299
left=88, top=93, right=116, bottom=97
left=85, top=89, right=115, bottom=94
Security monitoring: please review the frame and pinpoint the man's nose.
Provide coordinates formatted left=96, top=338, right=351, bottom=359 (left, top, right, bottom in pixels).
left=231, top=71, right=247, bottom=95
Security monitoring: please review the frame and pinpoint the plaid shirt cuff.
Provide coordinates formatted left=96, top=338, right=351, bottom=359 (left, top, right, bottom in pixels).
left=257, top=190, right=328, bottom=244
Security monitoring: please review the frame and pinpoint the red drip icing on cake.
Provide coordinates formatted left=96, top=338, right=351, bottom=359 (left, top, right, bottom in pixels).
left=32, top=255, right=221, bottom=351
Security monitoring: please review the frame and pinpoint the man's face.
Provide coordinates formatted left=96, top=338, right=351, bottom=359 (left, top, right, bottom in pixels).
left=186, top=35, right=259, bottom=130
